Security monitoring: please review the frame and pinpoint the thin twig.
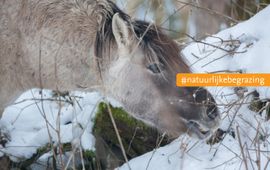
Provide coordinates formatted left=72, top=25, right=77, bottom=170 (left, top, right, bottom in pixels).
left=205, top=156, right=238, bottom=169
left=161, top=4, right=188, bottom=25
left=105, top=101, right=131, bottom=170
left=176, top=0, right=239, bottom=23
left=146, top=133, right=167, bottom=170
left=184, top=33, right=247, bottom=54
left=236, top=126, right=249, bottom=170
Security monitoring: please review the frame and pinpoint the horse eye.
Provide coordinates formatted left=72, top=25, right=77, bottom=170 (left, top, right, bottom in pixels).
left=147, top=63, right=161, bottom=74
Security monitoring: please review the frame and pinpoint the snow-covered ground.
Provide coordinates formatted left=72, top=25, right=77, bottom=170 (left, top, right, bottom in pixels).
left=0, top=90, right=100, bottom=161
left=1, top=4, right=270, bottom=170
left=0, top=89, right=122, bottom=168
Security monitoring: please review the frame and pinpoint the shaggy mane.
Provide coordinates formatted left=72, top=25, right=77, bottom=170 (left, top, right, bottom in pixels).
left=94, top=0, right=191, bottom=74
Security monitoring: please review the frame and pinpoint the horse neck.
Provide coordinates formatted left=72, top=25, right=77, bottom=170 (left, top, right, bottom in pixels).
left=18, top=0, right=103, bottom=90
left=0, top=0, right=104, bottom=114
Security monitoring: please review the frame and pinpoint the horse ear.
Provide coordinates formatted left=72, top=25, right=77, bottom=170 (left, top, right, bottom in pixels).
left=112, top=13, right=130, bottom=48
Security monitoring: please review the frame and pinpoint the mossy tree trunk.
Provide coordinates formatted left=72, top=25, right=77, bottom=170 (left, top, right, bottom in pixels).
left=93, top=102, right=173, bottom=169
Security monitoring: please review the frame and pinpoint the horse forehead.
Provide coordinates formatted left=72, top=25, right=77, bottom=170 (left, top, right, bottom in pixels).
left=119, top=46, right=145, bottom=64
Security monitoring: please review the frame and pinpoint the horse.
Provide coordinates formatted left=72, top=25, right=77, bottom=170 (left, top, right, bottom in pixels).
left=0, top=0, right=220, bottom=139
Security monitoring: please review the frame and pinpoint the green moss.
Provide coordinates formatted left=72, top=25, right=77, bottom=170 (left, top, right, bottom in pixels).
left=94, top=102, right=149, bottom=134
left=62, top=143, right=72, bottom=151
left=80, top=150, right=97, bottom=170
left=93, top=102, right=172, bottom=161
left=248, top=92, right=270, bottom=120
left=36, top=144, right=50, bottom=155
left=249, top=98, right=265, bottom=113
left=84, top=150, right=96, bottom=159
left=13, top=144, right=51, bottom=168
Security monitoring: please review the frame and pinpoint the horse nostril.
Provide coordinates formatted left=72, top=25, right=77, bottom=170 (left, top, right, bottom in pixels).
left=207, top=106, right=219, bottom=120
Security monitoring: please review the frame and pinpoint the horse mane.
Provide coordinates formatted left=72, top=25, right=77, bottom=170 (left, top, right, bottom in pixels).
left=20, top=0, right=191, bottom=75
left=94, top=0, right=191, bottom=75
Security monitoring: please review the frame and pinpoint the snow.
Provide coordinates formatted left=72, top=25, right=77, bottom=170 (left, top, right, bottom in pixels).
left=120, top=136, right=242, bottom=170
left=1, top=4, right=270, bottom=170
left=0, top=89, right=104, bottom=161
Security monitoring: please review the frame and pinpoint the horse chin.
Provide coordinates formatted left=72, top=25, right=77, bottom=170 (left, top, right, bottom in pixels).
left=186, top=121, right=212, bottom=139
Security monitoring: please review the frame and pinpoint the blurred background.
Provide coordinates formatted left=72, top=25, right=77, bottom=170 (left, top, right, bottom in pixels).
left=114, top=0, right=270, bottom=41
